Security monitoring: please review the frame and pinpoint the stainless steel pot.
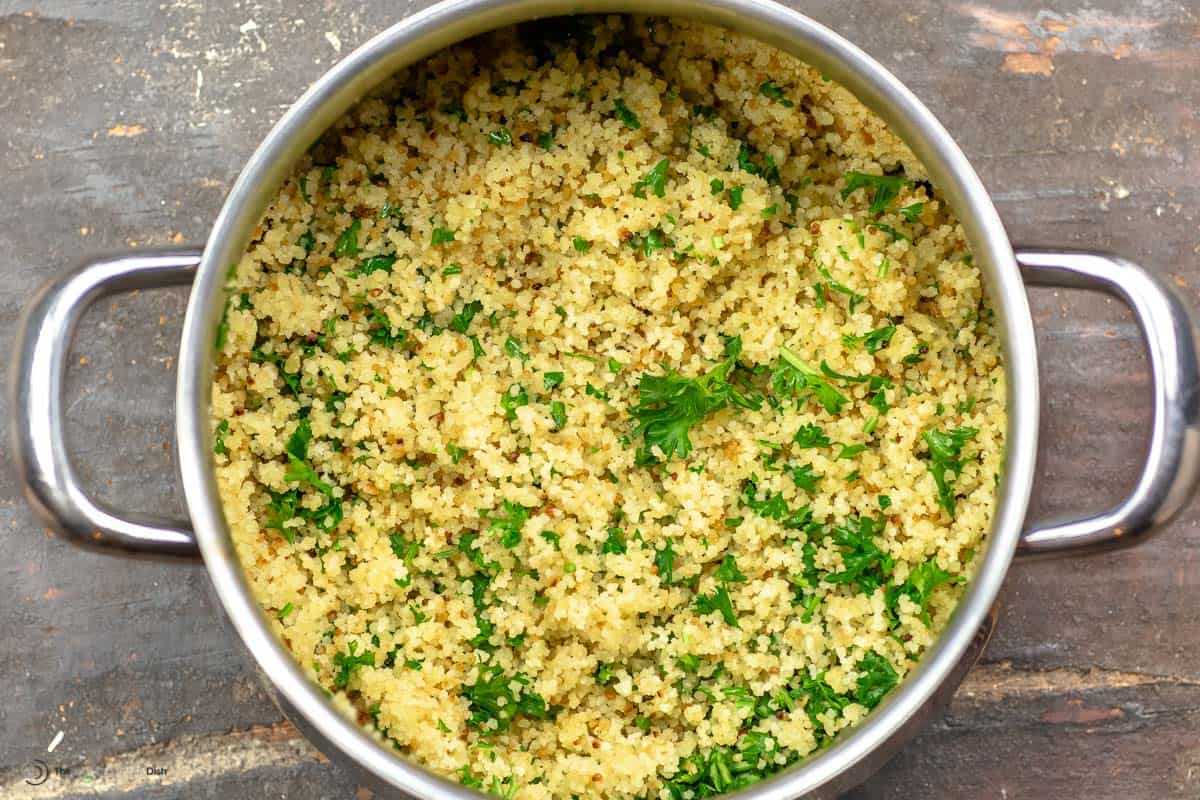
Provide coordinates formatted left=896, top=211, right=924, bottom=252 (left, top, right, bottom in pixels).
left=10, top=1, right=1200, bottom=797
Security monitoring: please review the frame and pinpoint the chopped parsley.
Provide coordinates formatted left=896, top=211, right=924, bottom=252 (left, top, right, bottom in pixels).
left=758, top=80, right=794, bottom=106
left=485, top=500, right=532, bottom=548
left=735, top=143, right=780, bottom=184
left=772, top=347, right=848, bottom=415
left=887, top=559, right=961, bottom=626
left=213, top=419, right=230, bottom=456
left=449, top=299, right=484, bottom=334
left=549, top=400, right=567, bottom=430
left=923, top=426, right=979, bottom=517
left=332, top=641, right=374, bottom=689
left=628, top=337, right=760, bottom=461
left=462, top=664, right=552, bottom=732
left=601, top=527, right=627, bottom=555
left=727, top=185, right=744, bottom=210
left=572, top=236, right=592, bottom=253
left=366, top=307, right=407, bottom=349
left=283, top=418, right=333, bottom=495
left=500, top=384, right=529, bottom=420
left=817, top=266, right=865, bottom=313
left=348, top=254, right=396, bottom=278
left=504, top=336, right=530, bottom=362
left=842, top=324, right=896, bottom=354
left=630, top=226, right=669, bottom=257
left=487, top=126, right=513, bottom=146
left=853, top=651, right=899, bottom=707
left=613, top=98, right=641, bottom=129
left=714, top=554, right=747, bottom=583
left=825, top=515, right=894, bottom=594
left=655, top=539, right=678, bottom=585
left=786, top=464, right=820, bottom=492
left=633, top=158, right=670, bottom=199
left=841, top=171, right=910, bottom=215
left=793, top=423, right=832, bottom=449
left=695, top=585, right=737, bottom=626
left=431, top=226, right=456, bottom=245
left=333, top=219, right=361, bottom=257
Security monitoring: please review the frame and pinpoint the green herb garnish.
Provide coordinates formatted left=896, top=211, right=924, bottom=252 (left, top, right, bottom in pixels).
left=633, top=158, right=670, bottom=199
left=841, top=171, right=910, bottom=215
left=923, top=426, right=979, bottom=517
left=613, top=98, right=641, bottom=129
left=334, top=219, right=361, bottom=257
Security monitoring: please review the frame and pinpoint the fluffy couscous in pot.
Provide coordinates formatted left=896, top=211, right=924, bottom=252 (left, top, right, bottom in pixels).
left=210, top=16, right=1004, bottom=800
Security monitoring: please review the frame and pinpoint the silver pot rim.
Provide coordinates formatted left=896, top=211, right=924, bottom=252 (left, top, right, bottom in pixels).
left=177, top=1, right=1038, bottom=796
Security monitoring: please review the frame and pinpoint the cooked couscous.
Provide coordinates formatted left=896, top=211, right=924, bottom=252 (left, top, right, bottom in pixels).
left=211, top=16, right=1004, bottom=800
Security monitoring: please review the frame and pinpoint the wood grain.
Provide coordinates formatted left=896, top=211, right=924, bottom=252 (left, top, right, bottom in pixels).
left=1, top=0, right=1197, bottom=797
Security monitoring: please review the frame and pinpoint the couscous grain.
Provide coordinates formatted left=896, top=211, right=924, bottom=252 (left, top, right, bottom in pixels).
left=212, top=16, right=1005, bottom=800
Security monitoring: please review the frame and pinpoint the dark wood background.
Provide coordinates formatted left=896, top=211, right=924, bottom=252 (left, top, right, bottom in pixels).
left=1, top=0, right=1197, bottom=797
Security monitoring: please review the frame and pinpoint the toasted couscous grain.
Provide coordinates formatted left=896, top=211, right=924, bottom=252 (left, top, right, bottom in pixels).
left=212, top=16, right=1005, bottom=800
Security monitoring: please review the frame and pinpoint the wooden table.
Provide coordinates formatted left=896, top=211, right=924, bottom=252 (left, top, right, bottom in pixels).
left=2, top=1, right=1197, bottom=797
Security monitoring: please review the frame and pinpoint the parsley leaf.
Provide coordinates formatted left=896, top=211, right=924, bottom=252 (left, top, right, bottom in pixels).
left=366, top=307, right=407, bottom=349
left=504, top=336, right=530, bottom=362
left=923, top=426, right=979, bottom=517
left=449, top=300, right=483, bottom=334
left=601, top=527, right=627, bottom=555
left=758, top=80, right=793, bottom=106
left=348, top=254, right=396, bottom=277
left=485, top=500, right=532, bottom=548
left=549, top=400, right=567, bottom=430
left=842, top=324, right=896, bottom=354
left=629, top=342, right=760, bottom=461
left=817, top=266, right=865, bottom=313
left=825, top=516, right=894, bottom=594
left=727, top=185, right=744, bottom=210
left=213, top=419, right=230, bottom=456
left=334, top=219, right=361, bottom=257
left=695, top=585, right=738, bottom=626
left=462, top=664, right=551, bottom=732
left=286, top=418, right=313, bottom=461
left=714, top=554, right=747, bottom=583
left=446, top=444, right=468, bottom=464
left=487, top=127, right=513, bottom=146
left=655, top=539, right=678, bottom=585
left=613, top=98, right=641, bottom=129
left=500, top=384, right=529, bottom=420
left=887, top=559, right=961, bottom=625
left=793, top=423, right=832, bottom=448
left=773, top=347, right=848, bottom=415
left=841, top=171, right=910, bottom=215
left=853, top=651, right=899, bottom=708
left=787, top=463, right=820, bottom=492
left=633, top=158, right=670, bottom=199
left=332, top=641, right=374, bottom=689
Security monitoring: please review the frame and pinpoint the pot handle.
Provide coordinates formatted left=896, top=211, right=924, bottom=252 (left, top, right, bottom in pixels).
left=1016, top=248, right=1200, bottom=556
left=8, top=249, right=204, bottom=556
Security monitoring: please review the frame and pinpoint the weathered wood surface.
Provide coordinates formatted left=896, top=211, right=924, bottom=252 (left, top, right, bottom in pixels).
left=0, top=0, right=1197, bottom=797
